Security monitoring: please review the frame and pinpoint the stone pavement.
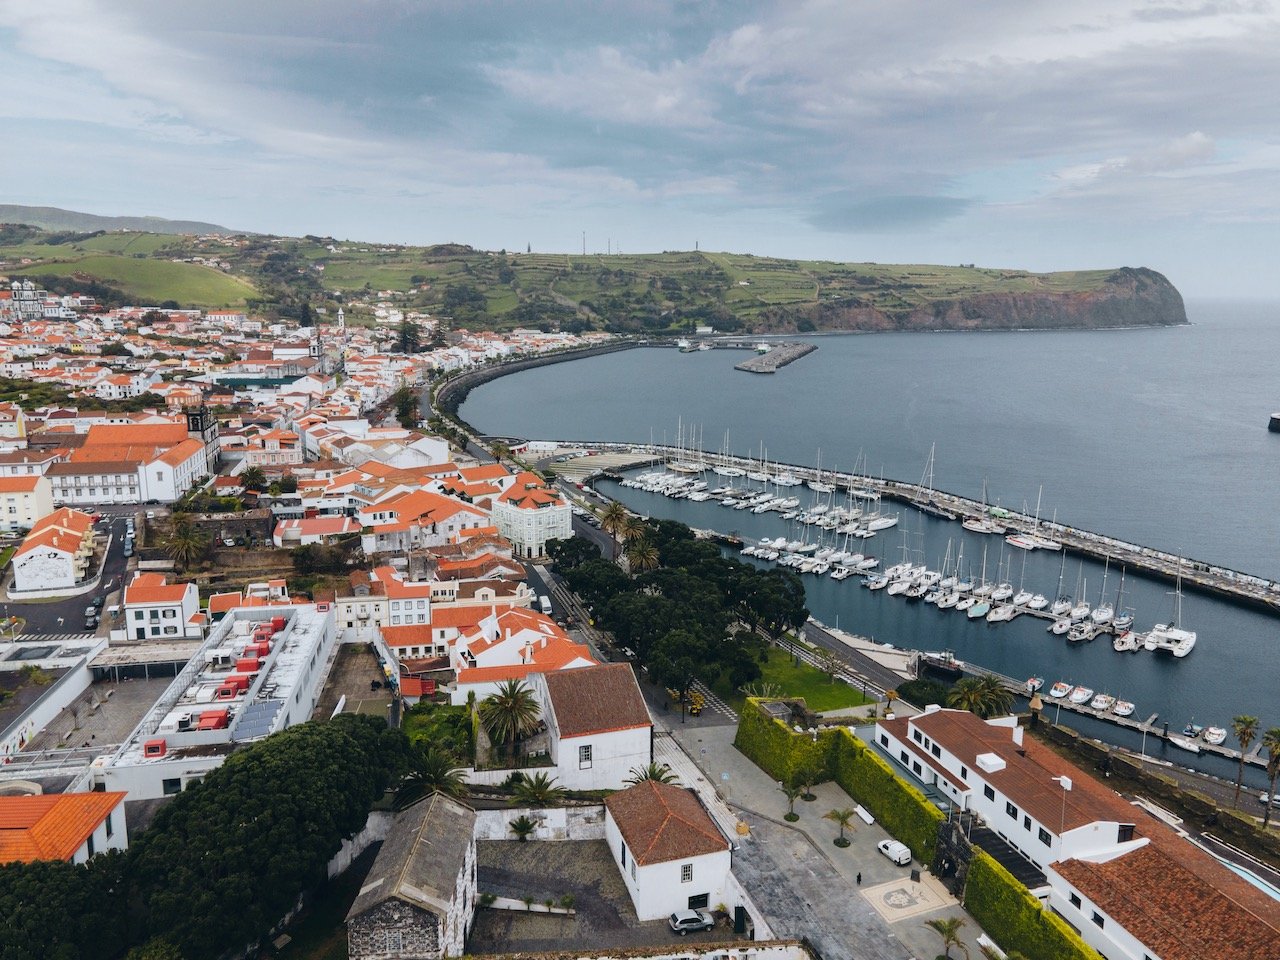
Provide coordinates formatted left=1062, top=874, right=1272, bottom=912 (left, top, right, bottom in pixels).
left=661, top=719, right=990, bottom=960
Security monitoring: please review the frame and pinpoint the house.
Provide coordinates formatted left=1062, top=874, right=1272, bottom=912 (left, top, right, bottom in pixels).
left=535, top=663, right=652, bottom=790
left=358, top=489, right=489, bottom=555
left=875, top=706, right=1280, bottom=960
left=345, top=794, right=478, bottom=960
left=0, top=474, right=54, bottom=533
left=0, top=791, right=129, bottom=865
left=448, top=607, right=595, bottom=705
left=10, top=507, right=96, bottom=592
left=604, top=780, right=732, bottom=921
left=115, top=572, right=204, bottom=642
left=272, top=515, right=360, bottom=548
left=491, top=471, right=571, bottom=559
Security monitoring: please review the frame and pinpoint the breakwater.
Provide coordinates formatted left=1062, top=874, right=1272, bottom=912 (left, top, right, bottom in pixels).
left=433, top=340, right=638, bottom=413
left=560, top=440, right=1280, bottom=616
left=734, top=342, right=817, bottom=373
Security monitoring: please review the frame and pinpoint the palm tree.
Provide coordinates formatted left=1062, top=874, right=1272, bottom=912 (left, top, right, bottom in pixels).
left=625, top=538, right=660, bottom=575
left=512, top=771, right=565, bottom=807
left=796, top=764, right=821, bottom=801
left=625, top=761, right=679, bottom=785
left=165, top=516, right=208, bottom=571
left=620, top=514, right=647, bottom=545
left=395, top=745, right=466, bottom=809
left=923, top=916, right=969, bottom=960
left=598, top=501, right=628, bottom=561
left=239, top=466, right=267, bottom=492
left=490, top=442, right=511, bottom=465
left=479, top=679, right=541, bottom=761
left=1263, top=727, right=1280, bottom=829
left=946, top=676, right=1012, bottom=719
left=1232, top=715, right=1259, bottom=807
left=779, top=782, right=802, bottom=821
left=823, top=808, right=857, bottom=847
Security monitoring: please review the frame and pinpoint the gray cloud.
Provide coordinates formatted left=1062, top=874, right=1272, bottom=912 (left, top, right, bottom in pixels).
left=808, top=194, right=974, bottom=233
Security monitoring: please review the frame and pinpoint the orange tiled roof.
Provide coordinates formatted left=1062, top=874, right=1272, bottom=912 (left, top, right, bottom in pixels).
left=604, top=781, right=727, bottom=866
left=0, top=792, right=127, bottom=864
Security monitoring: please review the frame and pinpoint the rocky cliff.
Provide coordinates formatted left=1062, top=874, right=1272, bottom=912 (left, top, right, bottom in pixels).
left=756, top=267, right=1187, bottom=333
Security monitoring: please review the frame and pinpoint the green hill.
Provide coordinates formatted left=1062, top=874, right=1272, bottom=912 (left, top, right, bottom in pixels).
left=0, top=225, right=1185, bottom=332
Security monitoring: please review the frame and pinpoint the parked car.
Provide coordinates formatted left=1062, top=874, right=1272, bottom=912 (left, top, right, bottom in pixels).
left=84, top=605, right=98, bottom=618
left=91, top=596, right=105, bottom=609
left=877, top=839, right=913, bottom=865
left=668, top=909, right=715, bottom=935
left=1261, top=792, right=1280, bottom=807
left=84, top=616, right=98, bottom=631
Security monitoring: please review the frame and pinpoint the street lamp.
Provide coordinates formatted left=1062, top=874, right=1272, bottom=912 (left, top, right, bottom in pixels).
left=1051, top=775, right=1072, bottom=840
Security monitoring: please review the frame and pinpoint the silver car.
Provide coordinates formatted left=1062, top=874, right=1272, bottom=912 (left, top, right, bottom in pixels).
left=668, top=908, right=715, bottom=935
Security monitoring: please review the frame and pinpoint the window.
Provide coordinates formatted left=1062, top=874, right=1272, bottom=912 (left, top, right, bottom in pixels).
left=105, top=811, right=113, bottom=839
left=385, top=931, right=403, bottom=952
left=134, top=611, right=144, bottom=621
left=879, top=734, right=888, bottom=747
left=958, top=766, right=968, bottom=780
left=930, top=743, right=941, bottom=758
left=1091, top=911, right=1104, bottom=929
left=578, top=744, right=592, bottom=769
left=86, top=833, right=95, bottom=857
left=1069, top=892, right=1082, bottom=909
left=1005, top=801, right=1018, bottom=818
left=899, top=751, right=909, bottom=764
left=1039, top=827, right=1052, bottom=846
left=1023, top=815, right=1031, bottom=831
left=983, top=784, right=995, bottom=801
left=912, top=729, right=923, bottom=743
left=688, top=893, right=709, bottom=910
left=1118, top=824, right=1135, bottom=843
left=162, top=778, right=182, bottom=796
left=681, top=863, right=693, bottom=883
left=911, top=761, right=922, bottom=775
left=620, top=843, right=626, bottom=868
left=163, top=626, right=178, bottom=635
left=162, top=608, right=176, bottom=618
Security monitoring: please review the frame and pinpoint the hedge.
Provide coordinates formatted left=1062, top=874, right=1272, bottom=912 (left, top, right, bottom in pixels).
left=964, top=849, right=1103, bottom=960
left=830, top=729, right=943, bottom=863
left=734, top=697, right=838, bottom=786
left=735, top=700, right=943, bottom=862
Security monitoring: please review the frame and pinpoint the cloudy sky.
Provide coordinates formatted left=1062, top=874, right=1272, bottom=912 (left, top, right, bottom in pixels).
left=2, top=0, right=1279, bottom=296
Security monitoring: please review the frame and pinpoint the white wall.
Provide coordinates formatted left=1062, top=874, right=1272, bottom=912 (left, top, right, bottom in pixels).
left=473, top=805, right=606, bottom=841
left=604, top=812, right=732, bottom=921
left=554, top=726, right=652, bottom=791
left=1, top=655, right=96, bottom=760
left=70, top=802, right=128, bottom=864
left=1045, top=866, right=1151, bottom=960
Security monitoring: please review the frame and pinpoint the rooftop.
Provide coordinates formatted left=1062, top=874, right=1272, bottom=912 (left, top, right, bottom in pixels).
left=543, top=662, right=651, bottom=739
left=604, top=781, right=729, bottom=866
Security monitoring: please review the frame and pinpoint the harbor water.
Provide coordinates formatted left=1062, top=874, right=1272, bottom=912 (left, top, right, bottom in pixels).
left=459, top=300, right=1280, bottom=786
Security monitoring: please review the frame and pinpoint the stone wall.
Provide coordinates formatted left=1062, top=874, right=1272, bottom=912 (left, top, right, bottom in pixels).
left=328, top=809, right=393, bottom=879
left=348, top=900, right=440, bottom=960
left=474, top=804, right=607, bottom=841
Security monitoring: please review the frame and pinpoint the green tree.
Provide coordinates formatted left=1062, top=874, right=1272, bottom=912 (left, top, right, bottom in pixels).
left=396, top=317, right=421, bottom=353
left=625, top=538, right=660, bottom=575
left=1232, top=715, right=1259, bottom=807
left=923, top=916, right=969, bottom=960
left=165, top=515, right=208, bottom=571
left=512, top=772, right=565, bottom=807
left=1263, top=727, right=1280, bottom=829
left=945, top=676, right=1012, bottom=719
left=509, top=814, right=537, bottom=841
left=779, top=782, right=802, bottom=821
left=396, top=744, right=467, bottom=809
left=796, top=763, right=821, bottom=802
left=0, top=852, right=130, bottom=960
left=625, top=762, right=679, bottom=785
left=298, top=301, right=313, bottom=327
left=239, top=466, right=267, bottom=491
left=598, top=501, right=628, bottom=561
left=620, top=514, right=647, bottom=545
left=547, top=536, right=601, bottom=570
left=490, top=442, right=511, bottom=465
left=126, top=938, right=185, bottom=960
left=479, top=679, right=540, bottom=761
left=649, top=629, right=703, bottom=722
left=823, top=808, right=857, bottom=847
left=392, top=387, right=419, bottom=429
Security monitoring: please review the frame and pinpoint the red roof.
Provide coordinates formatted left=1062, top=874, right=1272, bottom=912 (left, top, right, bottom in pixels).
left=0, top=792, right=126, bottom=864
left=604, top=781, right=727, bottom=866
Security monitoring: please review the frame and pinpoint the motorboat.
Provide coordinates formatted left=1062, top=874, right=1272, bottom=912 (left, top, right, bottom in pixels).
left=1112, top=610, right=1136, bottom=631
left=1026, top=677, right=1044, bottom=694
left=1112, top=700, right=1135, bottom=717
left=864, top=574, right=889, bottom=590
left=1113, top=631, right=1142, bottom=653
left=986, top=604, right=1015, bottom=623
left=831, top=567, right=855, bottom=581
left=1182, top=722, right=1204, bottom=738
left=1204, top=726, right=1227, bottom=746
left=1068, top=686, right=1094, bottom=705
left=1013, top=589, right=1034, bottom=607
left=1027, top=594, right=1049, bottom=611
left=1048, top=681, right=1072, bottom=698
left=887, top=578, right=911, bottom=596
left=1050, top=618, right=1072, bottom=635
left=1051, top=597, right=1072, bottom=616
left=1067, top=621, right=1092, bottom=643
left=1090, top=693, right=1116, bottom=712
left=1169, top=734, right=1201, bottom=754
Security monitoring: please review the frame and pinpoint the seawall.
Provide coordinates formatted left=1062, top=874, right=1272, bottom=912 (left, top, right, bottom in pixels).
left=434, top=341, right=638, bottom=414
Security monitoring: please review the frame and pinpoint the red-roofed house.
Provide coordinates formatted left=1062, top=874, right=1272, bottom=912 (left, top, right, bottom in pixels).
left=11, top=507, right=95, bottom=592
left=0, top=474, right=54, bottom=533
left=0, top=791, right=128, bottom=865
left=492, top=472, right=571, bottom=558
left=604, top=780, right=731, bottom=920
left=358, top=488, right=489, bottom=555
left=448, top=607, right=595, bottom=704
left=272, top=515, right=360, bottom=548
left=116, top=572, right=202, bottom=642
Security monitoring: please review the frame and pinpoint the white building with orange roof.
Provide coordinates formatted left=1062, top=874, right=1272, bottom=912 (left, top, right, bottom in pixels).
left=0, top=473, right=53, bottom=532
left=114, top=572, right=203, bottom=643
left=0, top=792, right=129, bottom=865
left=10, top=507, right=96, bottom=593
left=93, top=371, right=159, bottom=401
left=357, top=488, right=489, bottom=555
left=243, top=428, right=302, bottom=467
left=0, top=400, right=27, bottom=440
left=492, top=471, right=572, bottom=559
left=448, top=607, right=595, bottom=705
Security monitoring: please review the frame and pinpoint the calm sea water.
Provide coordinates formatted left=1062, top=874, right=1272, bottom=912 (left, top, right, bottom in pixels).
left=460, top=301, right=1280, bottom=783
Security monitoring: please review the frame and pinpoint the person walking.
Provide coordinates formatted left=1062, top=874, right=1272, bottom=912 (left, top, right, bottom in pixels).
left=856, top=872, right=862, bottom=885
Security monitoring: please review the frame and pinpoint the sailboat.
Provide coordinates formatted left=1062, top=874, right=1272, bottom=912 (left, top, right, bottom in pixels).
left=972, top=544, right=993, bottom=597
left=1050, top=551, right=1072, bottom=616
left=807, top=451, right=836, bottom=493
left=712, top=430, right=744, bottom=477
left=1144, top=562, right=1197, bottom=657
left=963, top=479, right=1008, bottom=535
left=913, top=443, right=959, bottom=520
left=1012, top=551, right=1034, bottom=606
left=1111, top=568, right=1135, bottom=631
left=1090, top=557, right=1114, bottom=626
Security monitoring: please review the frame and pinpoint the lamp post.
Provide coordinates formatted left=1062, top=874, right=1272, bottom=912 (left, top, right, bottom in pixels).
left=1051, top=775, right=1072, bottom=843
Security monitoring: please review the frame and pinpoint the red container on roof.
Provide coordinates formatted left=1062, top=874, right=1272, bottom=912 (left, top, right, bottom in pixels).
left=144, top=738, right=167, bottom=758
left=228, top=673, right=252, bottom=691
left=198, top=709, right=230, bottom=731
left=235, top=657, right=260, bottom=673
left=271, top=616, right=286, bottom=633
left=215, top=683, right=238, bottom=701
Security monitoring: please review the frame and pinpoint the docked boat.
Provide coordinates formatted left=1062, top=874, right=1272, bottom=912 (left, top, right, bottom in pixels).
left=1068, top=686, right=1095, bottom=705
left=1050, top=618, right=1072, bottom=635
left=1027, top=594, right=1049, bottom=610
left=1204, top=726, right=1227, bottom=746
left=1169, top=734, right=1201, bottom=754
left=1090, top=693, right=1116, bottom=712
left=1145, top=565, right=1196, bottom=657
left=1005, top=534, right=1038, bottom=550
left=864, top=574, right=890, bottom=590
left=1064, top=686, right=1095, bottom=711
left=1112, top=630, right=1142, bottom=653
left=1112, top=700, right=1135, bottom=717
left=967, top=600, right=991, bottom=619
left=1048, top=681, right=1073, bottom=698
left=955, top=595, right=976, bottom=611
left=1182, top=722, right=1204, bottom=739
left=1012, top=589, right=1034, bottom=607
left=1026, top=677, right=1044, bottom=694
left=1067, top=621, right=1092, bottom=643
left=986, top=604, right=1015, bottom=623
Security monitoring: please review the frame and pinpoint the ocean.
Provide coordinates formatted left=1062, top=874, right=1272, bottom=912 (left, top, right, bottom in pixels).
left=459, top=300, right=1280, bottom=785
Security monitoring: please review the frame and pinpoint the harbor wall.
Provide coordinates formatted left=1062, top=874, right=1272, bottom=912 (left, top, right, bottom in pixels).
left=434, top=341, right=638, bottom=414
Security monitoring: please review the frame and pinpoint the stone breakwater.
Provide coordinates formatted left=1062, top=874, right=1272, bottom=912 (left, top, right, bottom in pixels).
left=434, top=341, right=637, bottom=414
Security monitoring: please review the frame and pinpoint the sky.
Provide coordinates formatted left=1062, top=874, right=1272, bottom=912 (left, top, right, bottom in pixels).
left=2, top=0, right=1279, bottom=297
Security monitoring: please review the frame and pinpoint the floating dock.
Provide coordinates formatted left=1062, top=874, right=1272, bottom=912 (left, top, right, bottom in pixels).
left=734, top=342, right=817, bottom=373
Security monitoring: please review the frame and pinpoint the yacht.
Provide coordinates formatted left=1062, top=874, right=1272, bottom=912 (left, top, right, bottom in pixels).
left=1027, top=594, right=1049, bottom=610
left=1067, top=621, right=1092, bottom=643
left=1204, top=726, right=1227, bottom=746
left=1005, top=534, right=1038, bottom=550
left=1113, top=700, right=1136, bottom=717
left=864, top=574, right=890, bottom=590
left=936, top=591, right=960, bottom=609
left=986, top=604, right=1015, bottom=623
left=966, top=600, right=991, bottom=619
left=1145, top=564, right=1197, bottom=658
left=1048, top=681, right=1073, bottom=698
left=1112, top=631, right=1142, bottom=653
left=1090, top=693, right=1116, bottom=712
left=955, top=595, right=977, bottom=611
left=1050, top=618, right=1072, bottom=635
left=1013, top=588, right=1034, bottom=607
left=1068, top=685, right=1095, bottom=705
left=1168, top=734, right=1201, bottom=754
left=991, top=582, right=1014, bottom=602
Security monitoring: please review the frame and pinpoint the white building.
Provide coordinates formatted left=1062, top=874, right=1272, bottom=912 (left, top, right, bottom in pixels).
left=491, top=471, right=572, bottom=559
left=10, top=507, right=95, bottom=593
left=0, top=791, right=129, bottom=865
left=114, top=572, right=204, bottom=643
left=604, top=780, right=732, bottom=921
left=88, top=603, right=339, bottom=801
left=534, top=663, right=653, bottom=791
left=875, top=706, right=1280, bottom=960
left=0, top=474, right=54, bottom=533
left=345, top=794, right=478, bottom=960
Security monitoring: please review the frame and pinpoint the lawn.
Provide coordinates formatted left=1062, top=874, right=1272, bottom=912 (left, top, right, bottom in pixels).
left=714, top=646, right=872, bottom=713
left=14, top=254, right=257, bottom=306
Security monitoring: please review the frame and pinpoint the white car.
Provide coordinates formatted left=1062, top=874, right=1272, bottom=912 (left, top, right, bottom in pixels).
left=877, top=839, right=912, bottom=865
left=1261, top=792, right=1280, bottom=808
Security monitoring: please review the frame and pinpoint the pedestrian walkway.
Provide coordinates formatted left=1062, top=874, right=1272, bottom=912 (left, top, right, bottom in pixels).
left=8, top=632, right=96, bottom=645
left=690, top=679, right=737, bottom=719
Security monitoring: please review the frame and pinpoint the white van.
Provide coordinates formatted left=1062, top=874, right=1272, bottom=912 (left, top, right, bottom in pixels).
left=539, top=595, right=553, bottom=616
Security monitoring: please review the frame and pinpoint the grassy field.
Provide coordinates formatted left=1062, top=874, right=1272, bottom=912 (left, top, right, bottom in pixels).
left=11, top=254, right=256, bottom=306
left=714, top=646, right=872, bottom=713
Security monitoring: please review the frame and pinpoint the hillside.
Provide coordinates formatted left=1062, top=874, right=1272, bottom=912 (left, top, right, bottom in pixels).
left=0, top=204, right=237, bottom=235
left=0, top=225, right=1187, bottom=331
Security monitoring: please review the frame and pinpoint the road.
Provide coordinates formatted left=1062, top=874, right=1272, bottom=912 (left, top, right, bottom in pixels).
left=4, top=515, right=134, bottom=636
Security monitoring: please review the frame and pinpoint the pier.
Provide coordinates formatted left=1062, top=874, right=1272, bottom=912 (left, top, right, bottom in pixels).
left=734, top=342, right=817, bottom=373
left=553, top=439, right=1280, bottom=617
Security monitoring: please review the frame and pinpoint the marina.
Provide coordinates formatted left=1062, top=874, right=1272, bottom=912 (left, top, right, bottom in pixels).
left=733, top=341, right=818, bottom=373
